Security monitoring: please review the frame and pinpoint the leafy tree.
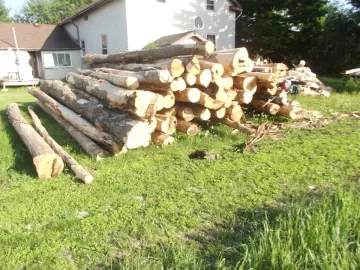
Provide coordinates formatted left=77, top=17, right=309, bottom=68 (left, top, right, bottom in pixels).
left=0, top=0, right=11, bottom=22
left=13, top=0, right=92, bottom=24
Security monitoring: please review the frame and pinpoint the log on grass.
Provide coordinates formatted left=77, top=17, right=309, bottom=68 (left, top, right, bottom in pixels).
left=220, top=118, right=254, bottom=135
left=151, top=131, right=175, bottom=145
left=277, top=104, right=301, bottom=119
left=174, top=88, right=201, bottom=103
left=253, top=92, right=287, bottom=105
left=83, top=41, right=215, bottom=64
left=38, top=101, right=109, bottom=160
left=250, top=99, right=280, bottom=115
left=176, top=119, right=199, bottom=136
left=39, top=81, right=151, bottom=149
left=7, top=103, right=64, bottom=178
left=66, top=72, right=157, bottom=118
left=28, top=106, right=93, bottom=184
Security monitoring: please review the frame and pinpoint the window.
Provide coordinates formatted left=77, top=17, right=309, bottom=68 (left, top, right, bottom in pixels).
left=81, top=40, right=86, bottom=56
left=83, top=15, right=89, bottom=21
left=101, top=35, right=108, bottom=54
left=207, top=34, right=216, bottom=49
left=43, top=53, right=72, bottom=68
left=207, top=0, right=215, bottom=10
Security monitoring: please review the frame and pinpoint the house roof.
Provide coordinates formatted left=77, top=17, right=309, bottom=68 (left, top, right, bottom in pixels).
left=58, top=0, right=242, bottom=26
left=152, top=31, right=208, bottom=47
left=0, top=23, right=79, bottom=51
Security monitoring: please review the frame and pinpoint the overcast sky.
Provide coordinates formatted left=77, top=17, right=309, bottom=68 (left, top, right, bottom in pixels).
left=5, top=0, right=354, bottom=17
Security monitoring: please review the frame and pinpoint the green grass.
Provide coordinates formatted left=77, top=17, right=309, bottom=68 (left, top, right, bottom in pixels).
left=0, top=84, right=359, bottom=269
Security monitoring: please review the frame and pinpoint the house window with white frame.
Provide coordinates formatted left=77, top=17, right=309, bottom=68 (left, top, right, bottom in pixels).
left=207, top=34, right=216, bottom=50
left=207, top=0, right=215, bottom=10
left=43, top=52, right=72, bottom=68
left=81, top=40, right=86, bottom=56
left=101, top=35, right=108, bottom=54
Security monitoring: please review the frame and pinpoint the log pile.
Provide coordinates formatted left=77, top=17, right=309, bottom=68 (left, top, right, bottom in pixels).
left=25, top=41, right=305, bottom=161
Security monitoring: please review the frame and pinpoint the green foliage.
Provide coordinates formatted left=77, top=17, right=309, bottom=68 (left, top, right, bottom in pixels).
left=320, top=76, right=360, bottom=93
left=143, top=42, right=159, bottom=50
left=13, top=0, right=92, bottom=24
left=0, top=86, right=359, bottom=268
left=0, top=0, right=11, bottom=22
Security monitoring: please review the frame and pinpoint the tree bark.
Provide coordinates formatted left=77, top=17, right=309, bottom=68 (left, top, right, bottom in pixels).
left=83, top=41, right=214, bottom=64
left=7, top=103, right=64, bottom=179
left=28, top=106, right=93, bottom=184
left=242, top=72, right=277, bottom=82
left=38, top=101, right=110, bottom=160
left=198, top=60, right=224, bottom=76
left=151, top=131, right=175, bottom=145
left=28, top=87, right=125, bottom=154
left=66, top=72, right=158, bottom=119
left=176, top=119, right=199, bottom=136
left=198, top=82, right=228, bottom=103
left=220, top=118, right=254, bottom=135
left=140, top=80, right=179, bottom=92
left=39, top=81, right=151, bottom=150
left=277, top=104, right=300, bottom=119
left=174, top=88, right=201, bottom=103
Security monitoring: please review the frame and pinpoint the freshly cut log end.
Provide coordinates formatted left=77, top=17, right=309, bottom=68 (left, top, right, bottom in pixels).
left=162, top=58, right=184, bottom=77
left=277, top=104, right=301, bottom=119
left=155, top=114, right=177, bottom=135
left=176, top=119, right=199, bottom=136
left=211, top=107, right=226, bottom=119
left=176, top=77, right=187, bottom=91
left=226, top=104, right=243, bottom=122
left=7, top=103, right=64, bottom=179
left=195, top=69, right=212, bottom=88
left=174, top=88, right=201, bottom=103
left=236, top=90, right=253, bottom=104
left=157, top=107, right=176, bottom=117
left=187, top=104, right=211, bottom=120
left=151, top=131, right=175, bottom=145
left=198, top=60, right=224, bottom=77
left=176, top=105, right=195, bottom=122
left=250, top=99, right=280, bottom=115
left=155, top=91, right=175, bottom=109
left=37, top=101, right=109, bottom=160
left=204, top=41, right=215, bottom=56
left=182, top=73, right=196, bottom=86
left=233, top=76, right=257, bottom=93
left=177, top=56, right=201, bottom=75
left=197, top=91, right=224, bottom=110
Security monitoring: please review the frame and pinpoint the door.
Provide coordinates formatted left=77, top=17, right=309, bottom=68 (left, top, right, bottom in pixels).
left=28, top=51, right=39, bottom=78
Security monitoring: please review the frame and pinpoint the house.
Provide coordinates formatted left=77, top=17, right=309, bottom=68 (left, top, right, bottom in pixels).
left=59, top=0, right=242, bottom=55
left=0, top=23, right=81, bottom=85
left=151, top=31, right=208, bottom=48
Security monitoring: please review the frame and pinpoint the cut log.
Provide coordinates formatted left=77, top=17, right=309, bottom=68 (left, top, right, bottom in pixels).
left=155, top=114, right=177, bottom=135
left=140, top=80, right=179, bottom=92
left=252, top=66, right=273, bottom=73
left=93, top=68, right=173, bottom=84
left=220, top=118, right=254, bottom=135
left=176, top=56, right=201, bottom=75
left=198, top=82, right=227, bottom=103
left=258, top=84, right=278, bottom=96
left=151, top=58, right=185, bottom=77
left=195, top=69, right=212, bottom=87
left=197, top=91, right=224, bottom=110
left=236, top=90, right=253, bottom=104
left=224, top=95, right=233, bottom=108
left=38, top=101, right=109, bottom=160
left=175, top=105, right=195, bottom=122
left=207, top=47, right=249, bottom=73
left=182, top=73, right=196, bottom=86
left=176, top=119, right=199, bottom=136
left=77, top=70, right=139, bottom=90
left=225, top=89, right=238, bottom=101
left=211, top=107, right=226, bottom=119
left=226, top=104, right=244, bottom=122
left=6, top=103, right=64, bottom=179
left=241, top=72, right=277, bottom=82
left=233, top=76, right=257, bottom=93
left=175, top=77, right=187, bottom=91
left=253, top=92, right=288, bottom=105
left=181, top=103, right=211, bottom=120
left=174, top=88, right=201, bottom=103
left=157, top=107, right=176, bottom=117
left=154, top=94, right=165, bottom=111
left=28, top=107, right=93, bottom=184
left=37, top=82, right=150, bottom=150
left=83, top=41, right=214, bottom=64
left=66, top=72, right=157, bottom=118
left=154, top=91, right=175, bottom=109
left=277, top=104, right=301, bottom=119
left=198, top=60, right=224, bottom=76
left=151, top=131, right=175, bottom=145
left=215, top=76, right=233, bottom=90
left=250, top=99, right=280, bottom=115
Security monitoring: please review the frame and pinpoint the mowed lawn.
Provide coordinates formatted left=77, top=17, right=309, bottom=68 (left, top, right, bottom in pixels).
left=0, top=85, right=359, bottom=269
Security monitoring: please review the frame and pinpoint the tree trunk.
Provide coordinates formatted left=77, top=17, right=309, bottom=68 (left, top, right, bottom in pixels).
left=242, top=72, right=277, bottom=82
left=66, top=72, right=158, bottom=118
left=195, top=69, right=212, bottom=88
left=7, top=103, right=64, bottom=179
left=157, top=107, right=177, bottom=117
left=93, top=68, right=173, bottom=84
left=257, top=84, right=278, bottom=96
left=28, top=87, right=125, bottom=154
left=220, top=118, right=254, bottom=135
left=182, top=73, right=196, bottom=86
left=250, top=99, right=280, bottom=115
left=198, top=60, right=224, bottom=76
left=38, top=101, right=110, bottom=160
left=252, top=66, right=272, bottom=73
left=226, top=104, right=243, bottom=122
left=233, top=76, right=257, bottom=93
left=197, top=91, right=224, bottom=110
left=154, top=91, right=175, bottom=109
left=28, top=106, right=93, bottom=184
left=174, top=88, right=201, bottom=103
left=83, top=41, right=214, bottom=64
left=211, top=107, right=226, bottom=119
left=151, top=131, right=175, bottom=145
left=180, top=103, right=211, bottom=120
left=198, top=82, right=228, bottom=103
left=155, top=114, right=177, bottom=135
left=176, top=119, right=199, bottom=136
left=176, top=56, right=201, bottom=75
left=253, top=93, right=288, bottom=105
left=140, top=80, right=179, bottom=92
left=236, top=90, right=253, bottom=104
left=207, top=47, right=249, bottom=73
left=175, top=105, right=195, bottom=122
left=277, top=104, right=300, bottom=119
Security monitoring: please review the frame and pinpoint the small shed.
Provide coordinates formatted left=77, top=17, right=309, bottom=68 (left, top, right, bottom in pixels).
left=0, top=23, right=81, bottom=89
left=152, top=31, right=208, bottom=48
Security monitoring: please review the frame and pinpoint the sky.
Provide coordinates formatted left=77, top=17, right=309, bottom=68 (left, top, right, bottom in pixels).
left=4, top=0, right=354, bottom=17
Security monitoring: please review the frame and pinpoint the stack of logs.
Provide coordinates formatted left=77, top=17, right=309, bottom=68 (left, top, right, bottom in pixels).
left=24, top=41, right=303, bottom=161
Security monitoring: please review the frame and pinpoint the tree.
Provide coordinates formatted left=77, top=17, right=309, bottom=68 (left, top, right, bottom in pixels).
left=0, top=0, right=11, bottom=22
left=13, top=0, right=92, bottom=24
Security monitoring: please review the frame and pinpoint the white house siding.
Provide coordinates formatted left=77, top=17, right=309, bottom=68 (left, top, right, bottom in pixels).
left=42, top=50, right=81, bottom=80
left=64, top=0, right=128, bottom=55
left=0, top=50, right=34, bottom=80
left=125, top=0, right=236, bottom=50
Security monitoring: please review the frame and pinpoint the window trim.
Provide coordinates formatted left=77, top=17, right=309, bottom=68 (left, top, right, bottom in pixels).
left=207, top=0, right=215, bottom=11
left=42, top=52, right=73, bottom=69
left=81, top=40, right=86, bottom=56
left=101, top=34, right=108, bottom=55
